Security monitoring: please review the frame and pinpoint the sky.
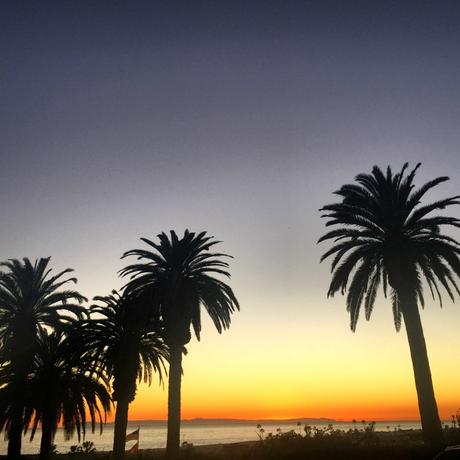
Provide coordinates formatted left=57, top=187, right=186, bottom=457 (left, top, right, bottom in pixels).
left=1, top=0, right=460, bottom=422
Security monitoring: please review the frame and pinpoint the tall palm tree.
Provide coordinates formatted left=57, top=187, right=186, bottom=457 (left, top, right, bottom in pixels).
left=318, top=163, right=460, bottom=446
left=120, top=230, right=240, bottom=458
left=18, top=328, right=111, bottom=460
left=0, top=258, right=86, bottom=458
left=79, top=290, right=168, bottom=460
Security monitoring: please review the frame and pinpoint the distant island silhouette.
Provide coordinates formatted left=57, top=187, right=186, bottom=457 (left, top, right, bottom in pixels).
left=118, top=417, right=424, bottom=425
left=182, top=418, right=337, bottom=424
left=110, top=418, right=337, bottom=425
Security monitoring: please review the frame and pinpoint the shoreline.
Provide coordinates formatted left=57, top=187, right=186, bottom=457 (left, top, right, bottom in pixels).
left=7, top=427, right=460, bottom=459
left=3, top=429, right=430, bottom=458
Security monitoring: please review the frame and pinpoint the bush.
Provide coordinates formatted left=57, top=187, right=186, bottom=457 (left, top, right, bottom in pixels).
left=68, top=441, right=96, bottom=455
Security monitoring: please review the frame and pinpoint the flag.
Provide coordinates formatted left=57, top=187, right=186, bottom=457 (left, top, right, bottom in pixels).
left=126, top=426, right=140, bottom=454
left=126, top=428, right=139, bottom=442
left=128, top=442, right=139, bottom=454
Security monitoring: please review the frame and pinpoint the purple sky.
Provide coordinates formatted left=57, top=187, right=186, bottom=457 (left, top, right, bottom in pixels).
left=1, top=0, right=460, bottom=316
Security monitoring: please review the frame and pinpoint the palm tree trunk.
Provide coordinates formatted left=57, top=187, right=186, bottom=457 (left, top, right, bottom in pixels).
left=7, top=407, right=23, bottom=459
left=8, top=333, right=36, bottom=459
left=39, top=413, right=54, bottom=460
left=401, top=296, right=444, bottom=446
left=113, top=398, right=130, bottom=460
left=166, top=344, right=183, bottom=458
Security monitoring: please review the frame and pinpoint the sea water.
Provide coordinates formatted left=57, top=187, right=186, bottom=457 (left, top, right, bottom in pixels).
left=0, top=420, right=426, bottom=455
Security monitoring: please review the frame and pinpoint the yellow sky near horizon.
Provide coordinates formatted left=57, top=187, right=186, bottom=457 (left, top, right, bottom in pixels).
left=121, top=294, right=459, bottom=423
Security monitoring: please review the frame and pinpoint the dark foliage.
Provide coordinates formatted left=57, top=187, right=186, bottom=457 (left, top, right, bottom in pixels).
left=24, top=329, right=111, bottom=447
left=0, top=257, right=86, bottom=456
left=79, top=290, right=168, bottom=403
left=318, top=163, right=460, bottom=331
left=120, top=230, right=239, bottom=456
left=77, top=290, right=168, bottom=459
left=120, top=230, right=240, bottom=346
left=318, top=163, right=460, bottom=446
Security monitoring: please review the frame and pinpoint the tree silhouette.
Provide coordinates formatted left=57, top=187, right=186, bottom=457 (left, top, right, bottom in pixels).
left=120, top=230, right=239, bottom=458
left=79, top=290, right=168, bottom=460
left=319, top=163, right=460, bottom=446
left=0, top=258, right=86, bottom=458
left=18, top=329, right=110, bottom=460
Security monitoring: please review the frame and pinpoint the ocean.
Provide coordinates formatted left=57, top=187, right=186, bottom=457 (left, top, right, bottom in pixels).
left=0, top=419, right=428, bottom=455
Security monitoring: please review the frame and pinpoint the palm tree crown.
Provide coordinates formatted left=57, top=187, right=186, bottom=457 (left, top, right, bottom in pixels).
left=25, top=329, right=112, bottom=442
left=120, top=230, right=240, bottom=345
left=81, top=290, right=168, bottom=403
left=0, top=257, right=86, bottom=360
left=319, top=163, right=460, bottom=330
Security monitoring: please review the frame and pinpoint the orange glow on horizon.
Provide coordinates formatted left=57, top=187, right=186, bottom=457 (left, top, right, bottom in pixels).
left=112, top=384, right=457, bottom=423
left=119, top=404, right=454, bottom=423
left=102, top=299, right=460, bottom=426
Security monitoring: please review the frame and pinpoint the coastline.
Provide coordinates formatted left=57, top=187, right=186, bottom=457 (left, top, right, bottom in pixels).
left=4, top=429, right=430, bottom=458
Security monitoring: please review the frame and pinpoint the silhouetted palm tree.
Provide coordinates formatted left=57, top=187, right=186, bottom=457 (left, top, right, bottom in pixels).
left=22, top=329, right=110, bottom=460
left=120, top=230, right=239, bottom=457
left=0, top=258, right=86, bottom=458
left=80, top=291, right=168, bottom=460
left=319, top=163, right=460, bottom=446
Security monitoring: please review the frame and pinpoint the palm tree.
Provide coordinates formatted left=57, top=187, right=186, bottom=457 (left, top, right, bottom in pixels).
left=120, top=230, right=240, bottom=458
left=18, top=328, right=111, bottom=460
left=0, top=257, right=86, bottom=458
left=318, top=163, right=460, bottom=446
left=79, top=290, right=168, bottom=460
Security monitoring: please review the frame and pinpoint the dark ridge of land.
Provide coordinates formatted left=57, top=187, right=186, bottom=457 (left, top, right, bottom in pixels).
left=183, top=417, right=338, bottom=424
left=113, top=417, right=338, bottom=426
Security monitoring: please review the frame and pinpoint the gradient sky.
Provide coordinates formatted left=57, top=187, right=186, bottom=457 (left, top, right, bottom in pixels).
left=1, top=1, right=460, bottom=421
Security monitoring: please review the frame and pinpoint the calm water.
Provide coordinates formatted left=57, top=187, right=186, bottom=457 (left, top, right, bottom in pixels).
left=0, top=420, right=426, bottom=455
